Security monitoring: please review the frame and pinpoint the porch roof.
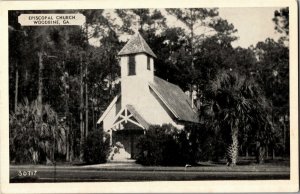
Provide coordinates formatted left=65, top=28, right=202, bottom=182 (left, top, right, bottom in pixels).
left=126, top=104, right=150, bottom=129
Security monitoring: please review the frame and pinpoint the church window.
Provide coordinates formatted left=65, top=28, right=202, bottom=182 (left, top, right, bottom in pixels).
left=147, top=56, right=151, bottom=70
left=128, top=55, right=136, bottom=76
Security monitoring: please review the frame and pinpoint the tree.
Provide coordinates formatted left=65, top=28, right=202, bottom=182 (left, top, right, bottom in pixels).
left=84, top=30, right=122, bottom=136
left=254, top=38, right=289, bottom=157
left=8, top=21, right=28, bottom=113
left=232, top=47, right=257, bottom=75
left=166, top=8, right=238, bottom=98
left=79, top=53, right=85, bottom=162
left=9, top=10, right=92, bottom=162
left=10, top=99, right=65, bottom=164
left=166, top=8, right=219, bottom=70
left=154, top=27, right=190, bottom=88
left=273, top=7, right=289, bottom=44
left=116, top=9, right=167, bottom=35
left=203, top=71, right=273, bottom=165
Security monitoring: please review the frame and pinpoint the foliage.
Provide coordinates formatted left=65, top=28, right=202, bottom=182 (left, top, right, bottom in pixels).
left=83, top=130, right=111, bottom=164
left=273, top=7, right=289, bottom=36
left=201, top=70, right=274, bottom=165
left=137, top=123, right=230, bottom=165
left=136, top=124, right=192, bottom=166
left=9, top=98, right=65, bottom=164
left=116, top=9, right=167, bottom=35
left=184, top=122, right=227, bottom=162
left=254, top=38, right=289, bottom=157
left=166, top=8, right=237, bottom=76
left=254, top=38, right=289, bottom=117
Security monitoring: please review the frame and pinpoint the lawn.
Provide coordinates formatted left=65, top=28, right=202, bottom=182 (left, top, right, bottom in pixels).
left=10, top=158, right=290, bottom=182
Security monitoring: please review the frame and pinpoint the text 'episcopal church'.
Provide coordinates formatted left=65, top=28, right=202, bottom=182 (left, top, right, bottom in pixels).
left=97, top=32, right=199, bottom=160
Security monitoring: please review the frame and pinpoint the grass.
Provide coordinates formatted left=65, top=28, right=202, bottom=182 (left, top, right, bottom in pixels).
left=10, top=158, right=290, bottom=182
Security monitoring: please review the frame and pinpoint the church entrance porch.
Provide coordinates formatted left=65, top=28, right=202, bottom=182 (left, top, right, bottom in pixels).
left=107, top=105, right=148, bottom=161
left=111, top=129, right=144, bottom=160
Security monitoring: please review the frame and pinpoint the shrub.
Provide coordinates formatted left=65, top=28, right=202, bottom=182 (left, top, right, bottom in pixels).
left=83, top=129, right=110, bottom=164
left=136, top=124, right=192, bottom=166
left=184, top=122, right=228, bottom=162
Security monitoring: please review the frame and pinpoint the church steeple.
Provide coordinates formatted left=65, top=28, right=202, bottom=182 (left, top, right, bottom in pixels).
left=118, top=32, right=157, bottom=58
left=118, top=32, right=156, bottom=80
left=118, top=32, right=156, bottom=109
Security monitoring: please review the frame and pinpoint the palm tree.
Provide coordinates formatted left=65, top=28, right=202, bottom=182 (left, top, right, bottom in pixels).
left=9, top=98, right=65, bottom=164
left=204, top=70, right=273, bottom=166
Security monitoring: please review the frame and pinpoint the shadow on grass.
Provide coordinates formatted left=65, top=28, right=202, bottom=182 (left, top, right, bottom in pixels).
left=207, top=157, right=290, bottom=167
left=10, top=176, right=39, bottom=183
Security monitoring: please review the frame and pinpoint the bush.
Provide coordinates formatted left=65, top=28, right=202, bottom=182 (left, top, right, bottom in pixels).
left=136, top=124, right=192, bottom=166
left=184, top=123, right=227, bottom=162
left=83, top=129, right=110, bottom=164
left=136, top=123, right=228, bottom=166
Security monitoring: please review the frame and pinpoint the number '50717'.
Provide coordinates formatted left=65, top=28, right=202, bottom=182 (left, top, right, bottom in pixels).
left=18, top=170, right=37, bottom=176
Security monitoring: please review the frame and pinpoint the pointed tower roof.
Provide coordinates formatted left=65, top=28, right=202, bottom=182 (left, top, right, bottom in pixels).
left=118, top=32, right=157, bottom=58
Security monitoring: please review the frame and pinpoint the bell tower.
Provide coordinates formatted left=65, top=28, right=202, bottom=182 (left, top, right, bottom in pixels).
left=118, top=32, right=157, bottom=108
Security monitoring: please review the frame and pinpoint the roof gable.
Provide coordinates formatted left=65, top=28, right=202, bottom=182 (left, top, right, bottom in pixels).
left=118, top=32, right=157, bottom=58
left=126, top=104, right=150, bottom=129
left=149, top=76, right=199, bottom=123
left=97, top=95, right=120, bottom=124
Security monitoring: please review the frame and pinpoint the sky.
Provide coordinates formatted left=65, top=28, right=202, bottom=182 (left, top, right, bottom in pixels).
left=90, top=7, right=284, bottom=48
left=218, top=7, right=282, bottom=48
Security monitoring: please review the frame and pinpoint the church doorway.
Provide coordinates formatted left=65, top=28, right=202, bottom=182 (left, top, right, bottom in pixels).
left=110, top=105, right=149, bottom=161
left=108, top=105, right=148, bottom=161
left=112, top=128, right=144, bottom=159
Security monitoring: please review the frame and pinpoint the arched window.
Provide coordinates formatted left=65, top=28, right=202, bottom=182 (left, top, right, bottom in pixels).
left=128, top=55, right=136, bottom=76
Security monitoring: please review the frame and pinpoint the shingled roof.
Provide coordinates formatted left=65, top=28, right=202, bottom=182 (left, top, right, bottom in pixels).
left=118, top=32, right=157, bottom=58
left=149, top=76, right=199, bottom=123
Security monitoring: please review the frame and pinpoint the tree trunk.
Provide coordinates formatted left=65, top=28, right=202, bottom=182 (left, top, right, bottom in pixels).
left=92, top=102, right=95, bottom=131
left=228, top=128, right=239, bottom=166
left=37, top=52, right=44, bottom=162
left=66, top=127, right=69, bottom=162
left=37, top=52, right=44, bottom=118
left=14, top=64, right=19, bottom=112
left=190, top=9, right=195, bottom=70
left=52, top=131, right=55, bottom=163
left=63, top=58, right=70, bottom=162
left=80, top=54, right=85, bottom=162
left=283, top=121, right=286, bottom=156
left=70, top=119, right=74, bottom=162
left=190, top=28, right=194, bottom=70
left=65, top=96, right=70, bottom=162
left=258, top=146, right=266, bottom=164
left=256, top=142, right=266, bottom=164
left=85, top=61, right=88, bottom=139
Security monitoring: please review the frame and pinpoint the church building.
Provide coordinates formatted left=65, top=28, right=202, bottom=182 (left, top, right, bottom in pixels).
left=97, top=32, right=199, bottom=159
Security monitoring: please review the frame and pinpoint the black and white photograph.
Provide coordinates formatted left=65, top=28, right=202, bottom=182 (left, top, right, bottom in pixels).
left=0, top=0, right=298, bottom=193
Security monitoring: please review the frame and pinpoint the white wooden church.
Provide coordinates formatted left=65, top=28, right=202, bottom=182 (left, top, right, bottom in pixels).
left=97, top=32, right=199, bottom=159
